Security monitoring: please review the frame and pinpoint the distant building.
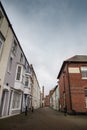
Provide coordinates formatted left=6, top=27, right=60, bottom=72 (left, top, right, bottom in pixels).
left=49, top=89, right=54, bottom=108
left=44, top=95, right=50, bottom=107
left=57, top=55, right=87, bottom=114
left=42, top=86, right=45, bottom=107
left=49, top=85, right=60, bottom=110
left=30, top=65, right=41, bottom=109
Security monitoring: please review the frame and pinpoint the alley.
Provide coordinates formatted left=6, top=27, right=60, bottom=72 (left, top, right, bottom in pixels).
left=0, top=107, right=87, bottom=130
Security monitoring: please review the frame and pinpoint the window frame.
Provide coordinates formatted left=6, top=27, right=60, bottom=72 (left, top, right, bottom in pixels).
left=11, top=40, right=17, bottom=56
left=20, top=53, right=23, bottom=63
left=0, top=32, right=5, bottom=59
left=85, top=97, right=87, bottom=108
left=81, top=66, right=87, bottom=79
left=84, top=89, right=87, bottom=108
left=8, top=56, right=13, bottom=73
left=12, top=92, right=21, bottom=109
left=16, top=65, right=23, bottom=81
left=0, top=10, right=4, bottom=25
left=25, top=76, right=29, bottom=87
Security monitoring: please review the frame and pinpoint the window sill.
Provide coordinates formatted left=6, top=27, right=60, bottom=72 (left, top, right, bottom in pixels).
left=82, top=78, right=87, bottom=80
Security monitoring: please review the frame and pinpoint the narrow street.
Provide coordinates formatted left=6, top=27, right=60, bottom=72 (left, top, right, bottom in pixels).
left=0, top=107, right=87, bottom=130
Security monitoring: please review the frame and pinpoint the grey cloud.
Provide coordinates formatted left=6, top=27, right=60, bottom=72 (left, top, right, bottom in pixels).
left=2, top=0, right=87, bottom=95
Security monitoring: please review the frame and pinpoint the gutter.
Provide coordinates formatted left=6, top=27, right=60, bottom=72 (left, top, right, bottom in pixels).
left=66, top=62, right=72, bottom=112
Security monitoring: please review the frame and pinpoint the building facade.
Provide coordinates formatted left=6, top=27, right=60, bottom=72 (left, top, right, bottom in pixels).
left=0, top=2, right=41, bottom=118
left=41, top=86, right=45, bottom=107
left=44, top=95, right=50, bottom=107
left=30, top=65, right=41, bottom=109
left=57, top=55, right=87, bottom=114
left=49, top=85, right=60, bottom=111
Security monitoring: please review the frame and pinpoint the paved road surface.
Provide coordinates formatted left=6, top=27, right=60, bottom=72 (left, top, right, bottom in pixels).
left=0, top=107, right=87, bottom=130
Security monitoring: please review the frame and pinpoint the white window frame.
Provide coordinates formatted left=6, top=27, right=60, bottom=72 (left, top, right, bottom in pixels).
left=81, top=66, right=87, bottom=79
left=12, top=91, right=21, bottom=109
left=16, top=65, right=23, bottom=81
left=25, top=76, right=29, bottom=87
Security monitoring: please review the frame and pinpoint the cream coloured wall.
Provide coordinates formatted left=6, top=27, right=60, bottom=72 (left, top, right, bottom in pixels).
left=0, top=27, right=13, bottom=86
left=0, top=10, right=13, bottom=104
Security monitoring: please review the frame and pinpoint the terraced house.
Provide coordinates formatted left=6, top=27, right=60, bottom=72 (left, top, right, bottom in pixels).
left=0, top=2, right=41, bottom=118
left=58, top=55, right=87, bottom=114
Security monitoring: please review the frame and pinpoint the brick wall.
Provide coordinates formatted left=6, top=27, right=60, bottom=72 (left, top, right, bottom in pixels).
left=59, top=63, right=87, bottom=114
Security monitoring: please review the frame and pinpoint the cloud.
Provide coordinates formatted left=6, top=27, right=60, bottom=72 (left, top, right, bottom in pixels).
left=2, top=0, right=87, bottom=95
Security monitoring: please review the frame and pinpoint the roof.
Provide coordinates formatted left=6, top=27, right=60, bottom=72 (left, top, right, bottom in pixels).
left=65, top=55, right=87, bottom=62
left=57, top=55, right=87, bottom=79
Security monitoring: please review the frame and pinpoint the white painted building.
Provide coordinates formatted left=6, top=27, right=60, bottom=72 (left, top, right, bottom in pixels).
left=30, top=65, right=41, bottom=109
left=0, top=2, right=41, bottom=118
left=50, top=85, right=60, bottom=111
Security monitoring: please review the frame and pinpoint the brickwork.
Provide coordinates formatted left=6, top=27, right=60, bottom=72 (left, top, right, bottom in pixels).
left=58, top=61, right=87, bottom=114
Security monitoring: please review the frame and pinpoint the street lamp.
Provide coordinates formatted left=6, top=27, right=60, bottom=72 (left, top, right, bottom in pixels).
left=24, top=94, right=28, bottom=116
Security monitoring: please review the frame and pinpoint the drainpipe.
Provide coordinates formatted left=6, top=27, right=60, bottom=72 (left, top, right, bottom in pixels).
left=66, top=62, right=72, bottom=113
left=63, top=71, right=66, bottom=108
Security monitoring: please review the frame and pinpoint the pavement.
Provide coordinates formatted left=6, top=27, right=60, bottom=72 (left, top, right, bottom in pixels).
left=0, top=107, right=87, bottom=130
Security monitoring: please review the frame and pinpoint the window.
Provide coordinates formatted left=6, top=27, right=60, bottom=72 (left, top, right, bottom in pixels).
left=0, top=39, right=2, bottom=51
left=84, top=89, right=87, bottom=108
left=12, top=40, right=17, bottom=55
left=81, top=67, right=87, bottom=79
left=12, top=92, right=21, bottom=109
left=20, top=53, right=23, bottom=63
left=22, top=75, right=24, bottom=83
left=0, top=32, right=4, bottom=58
left=25, top=76, right=29, bottom=87
left=8, top=57, right=13, bottom=73
left=85, top=97, right=87, bottom=108
left=16, top=65, right=22, bottom=81
left=0, top=10, right=3, bottom=25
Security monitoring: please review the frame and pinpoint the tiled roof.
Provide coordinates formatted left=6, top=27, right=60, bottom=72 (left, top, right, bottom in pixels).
left=57, top=55, right=87, bottom=79
left=65, top=55, right=87, bottom=62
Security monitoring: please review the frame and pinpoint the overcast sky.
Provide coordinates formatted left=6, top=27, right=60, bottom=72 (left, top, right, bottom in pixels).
left=1, top=0, right=87, bottom=95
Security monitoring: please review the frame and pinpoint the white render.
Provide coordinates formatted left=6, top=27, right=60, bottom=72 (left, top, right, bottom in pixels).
left=30, top=65, right=41, bottom=109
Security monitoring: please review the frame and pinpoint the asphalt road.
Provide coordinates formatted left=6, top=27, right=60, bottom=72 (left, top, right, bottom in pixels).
left=0, top=107, right=87, bottom=130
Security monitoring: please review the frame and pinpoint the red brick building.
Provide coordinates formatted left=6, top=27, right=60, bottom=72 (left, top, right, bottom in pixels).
left=57, top=55, right=87, bottom=114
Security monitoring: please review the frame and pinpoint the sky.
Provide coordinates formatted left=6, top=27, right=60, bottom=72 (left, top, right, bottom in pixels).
left=1, top=0, right=87, bottom=95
